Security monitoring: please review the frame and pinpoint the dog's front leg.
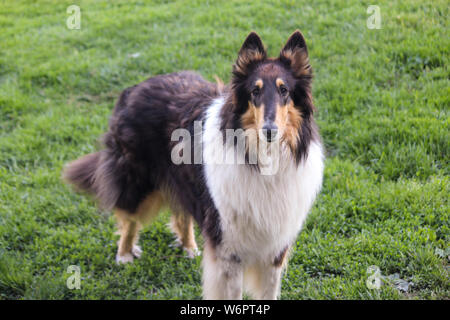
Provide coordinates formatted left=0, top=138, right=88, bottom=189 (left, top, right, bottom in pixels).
left=253, top=264, right=283, bottom=300
left=202, top=242, right=243, bottom=300
left=244, top=247, right=289, bottom=300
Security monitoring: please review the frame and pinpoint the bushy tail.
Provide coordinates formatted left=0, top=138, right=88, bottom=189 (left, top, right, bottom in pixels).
left=63, top=85, right=149, bottom=211
left=62, top=151, right=122, bottom=210
left=63, top=152, right=100, bottom=194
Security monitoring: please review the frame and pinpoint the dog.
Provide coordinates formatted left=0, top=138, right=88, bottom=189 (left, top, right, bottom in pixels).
left=63, top=30, right=324, bottom=300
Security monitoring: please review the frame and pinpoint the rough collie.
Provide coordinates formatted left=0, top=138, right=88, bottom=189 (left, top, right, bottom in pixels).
left=63, top=30, right=324, bottom=299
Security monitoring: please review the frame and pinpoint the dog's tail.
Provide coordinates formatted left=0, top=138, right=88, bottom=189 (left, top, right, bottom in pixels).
left=63, top=152, right=100, bottom=194
left=62, top=150, right=122, bottom=210
left=63, top=85, right=143, bottom=211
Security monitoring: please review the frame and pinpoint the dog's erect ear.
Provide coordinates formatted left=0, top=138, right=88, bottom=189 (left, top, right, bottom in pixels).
left=279, top=30, right=311, bottom=77
left=234, top=32, right=266, bottom=76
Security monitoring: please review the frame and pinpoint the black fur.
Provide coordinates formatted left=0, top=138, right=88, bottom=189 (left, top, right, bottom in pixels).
left=64, top=71, right=223, bottom=245
left=221, top=31, right=319, bottom=164
left=63, top=31, right=320, bottom=249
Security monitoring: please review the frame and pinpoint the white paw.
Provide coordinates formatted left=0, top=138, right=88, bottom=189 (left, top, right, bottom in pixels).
left=116, top=252, right=134, bottom=264
left=184, top=247, right=201, bottom=259
left=132, top=245, right=142, bottom=258
left=169, top=237, right=182, bottom=248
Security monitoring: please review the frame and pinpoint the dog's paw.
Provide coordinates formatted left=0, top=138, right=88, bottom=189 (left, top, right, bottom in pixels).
left=132, top=245, right=142, bottom=258
left=184, top=247, right=201, bottom=259
left=169, top=237, right=201, bottom=258
left=169, top=237, right=182, bottom=248
left=116, top=252, right=134, bottom=264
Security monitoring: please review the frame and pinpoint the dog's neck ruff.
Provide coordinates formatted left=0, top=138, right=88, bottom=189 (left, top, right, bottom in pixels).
left=202, top=96, right=300, bottom=173
left=202, top=97, right=324, bottom=263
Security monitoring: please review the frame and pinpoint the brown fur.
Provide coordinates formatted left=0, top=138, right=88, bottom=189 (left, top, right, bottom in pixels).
left=273, top=246, right=290, bottom=267
left=241, top=102, right=265, bottom=131
left=63, top=31, right=320, bottom=299
left=115, top=192, right=163, bottom=259
left=170, top=212, right=197, bottom=252
left=280, top=48, right=311, bottom=77
left=62, top=152, right=100, bottom=194
left=235, top=50, right=266, bottom=76
left=280, top=100, right=303, bottom=151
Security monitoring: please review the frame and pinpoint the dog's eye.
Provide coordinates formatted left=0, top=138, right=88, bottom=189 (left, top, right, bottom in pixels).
left=251, top=87, right=260, bottom=96
left=279, top=85, right=288, bottom=96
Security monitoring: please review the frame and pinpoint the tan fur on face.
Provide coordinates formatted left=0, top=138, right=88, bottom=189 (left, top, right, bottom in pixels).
left=275, top=100, right=302, bottom=151
left=241, top=102, right=265, bottom=157
left=255, top=79, right=263, bottom=89
left=274, top=103, right=288, bottom=136
left=241, top=102, right=264, bottom=131
left=275, top=78, right=285, bottom=87
left=242, top=99, right=301, bottom=151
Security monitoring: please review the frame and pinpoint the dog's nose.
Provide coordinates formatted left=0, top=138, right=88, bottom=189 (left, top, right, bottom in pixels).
left=262, top=123, right=278, bottom=142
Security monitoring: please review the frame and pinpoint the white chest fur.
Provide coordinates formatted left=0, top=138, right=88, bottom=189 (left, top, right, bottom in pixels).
left=202, top=97, right=324, bottom=263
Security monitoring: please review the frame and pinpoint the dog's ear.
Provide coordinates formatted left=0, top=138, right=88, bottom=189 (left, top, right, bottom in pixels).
left=279, top=30, right=311, bottom=77
left=233, top=32, right=266, bottom=76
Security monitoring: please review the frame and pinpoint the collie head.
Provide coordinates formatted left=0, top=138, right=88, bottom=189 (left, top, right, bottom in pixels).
left=221, top=30, right=318, bottom=164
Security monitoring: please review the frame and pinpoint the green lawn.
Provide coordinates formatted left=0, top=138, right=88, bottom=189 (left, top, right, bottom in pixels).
left=0, top=0, right=448, bottom=299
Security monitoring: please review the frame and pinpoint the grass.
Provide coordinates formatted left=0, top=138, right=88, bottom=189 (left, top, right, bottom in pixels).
left=0, top=0, right=448, bottom=300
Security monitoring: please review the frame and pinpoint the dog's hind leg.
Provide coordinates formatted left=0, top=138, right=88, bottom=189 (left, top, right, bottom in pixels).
left=115, top=211, right=141, bottom=264
left=169, top=211, right=199, bottom=258
left=115, top=192, right=164, bottom=264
